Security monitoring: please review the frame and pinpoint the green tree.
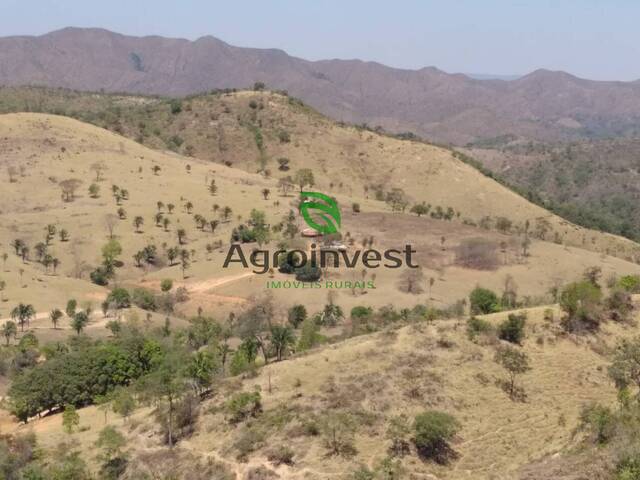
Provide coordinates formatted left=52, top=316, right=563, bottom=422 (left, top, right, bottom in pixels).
left=494, top=345, right=531, bottom=399
left=95, top=425, right=127, bottom=478
left=413, top=410, right=460, bottom=464
left=498, top=313, right=526, bottom=344
left=65, top=298, right=77, bottom=318
left=560, top=280, right=603, bottom=332
left=270, top=325, right=296, bottom=361
left=101, top=240, right=122, bottom=272
left=410, top=202, right=430, bottom=217
left=133, top=216, right=144, bottom=233
left=609, top=337, right=640, bottom=393
left=50, top=308, right=63, bottom=329
left=287, top=304, right=307, bottom=328
left=62, top=404, right=80, bottom=434
left=71, top=311, right=89, bottom=335
left=112, top=387, right=136, bottom=422
left=11, top=303, right=35, bottom=332
left=2, top=320, right=17, bottom=345
left=137, top=351, right=188, bottom=447
left=186, top=350, right=218, bottom=395
left=469, top=287, right=499, bottom=315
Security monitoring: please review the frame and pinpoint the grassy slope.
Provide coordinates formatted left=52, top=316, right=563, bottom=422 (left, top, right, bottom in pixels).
left=1, top=87, right=639, bottom=261
left=2, top=305, right=631, bottom=479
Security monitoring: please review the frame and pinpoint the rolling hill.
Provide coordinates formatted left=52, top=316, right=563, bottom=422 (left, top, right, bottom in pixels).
left=1, top=91, right=640, bottom=480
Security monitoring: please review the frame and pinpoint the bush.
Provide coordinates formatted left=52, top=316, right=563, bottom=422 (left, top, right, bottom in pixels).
left=413, top=410, right=460, bottom=464
left=90, top=267, right=110, bottom=286
left=560, top=280, right=603, bottom=332
left=618, top=275, right=640, bottom=293
left=498, top=313, right=526, bottom=344
left=466, top=316, right=493, bottom=341
left=226, top=391, right=262, bottom=423
left=131, top=288, right=157, bottom=311
left=106, top=288, right=131, bottom=309
left=295, top=263, right=321, bottom=282
left=469, top=287, right=499, bottom=315
left=266, top=445, right=294, bottom=466
left=579, top=402, right=615, bottom=444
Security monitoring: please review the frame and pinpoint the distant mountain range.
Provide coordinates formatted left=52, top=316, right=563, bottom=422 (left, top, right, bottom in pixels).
left=3, top=27, right=640, bottom=144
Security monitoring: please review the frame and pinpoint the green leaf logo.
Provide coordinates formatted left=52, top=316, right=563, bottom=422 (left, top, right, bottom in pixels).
left=300, top=191, right=341, bottom=234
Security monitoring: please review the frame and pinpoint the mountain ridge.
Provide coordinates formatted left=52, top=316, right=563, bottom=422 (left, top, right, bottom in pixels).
left=4, top=27, right=640, bottom=143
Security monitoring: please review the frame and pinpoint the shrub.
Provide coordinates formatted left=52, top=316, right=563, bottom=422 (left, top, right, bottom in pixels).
left=266, top=445, right=294, bottom=466
left=295, top=263, right=321, bottom=282
left=160, top=279, right=173, bottom=292
left=579, top=402, right=615, bottom=444
left=413, top=410, right=460, bottom=464
left=618, top=275, right=640, bottom=293
left=469, top=287, right=499, bottom=315
left=498, top=313, right=526, bottom=344
left=352, top=202, right=361, bottom=213
left=131, top=288, right=157, bottom=311
left=90, top=267, right=110, bottom=286
left=466, top=316, right=493, bottom=341
left=607, top=288, right=634, bottom=323
left=106, top=288, right=131, bottom=309
left=226, top=391, right=262, bottom=423
left=559, top=280, right=603, bottom=332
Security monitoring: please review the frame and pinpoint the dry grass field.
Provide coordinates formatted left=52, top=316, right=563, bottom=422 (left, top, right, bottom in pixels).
left=1, top=304, right=633, bottom=479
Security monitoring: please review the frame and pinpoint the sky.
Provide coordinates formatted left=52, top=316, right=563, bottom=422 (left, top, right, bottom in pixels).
left=2, top=0, right=640, bottom=81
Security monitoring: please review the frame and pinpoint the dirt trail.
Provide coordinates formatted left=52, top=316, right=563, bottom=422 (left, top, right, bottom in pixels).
left=180, top=272, right=255, bottom=293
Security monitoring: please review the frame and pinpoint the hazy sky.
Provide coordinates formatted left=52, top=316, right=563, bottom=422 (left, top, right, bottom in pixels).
left=3, top=0, right=640, bottom=81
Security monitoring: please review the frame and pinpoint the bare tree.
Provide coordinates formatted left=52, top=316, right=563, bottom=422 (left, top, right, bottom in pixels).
left=59, top=179, right=83, bottom=202
left=104, top=214, right=118, bottom=239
